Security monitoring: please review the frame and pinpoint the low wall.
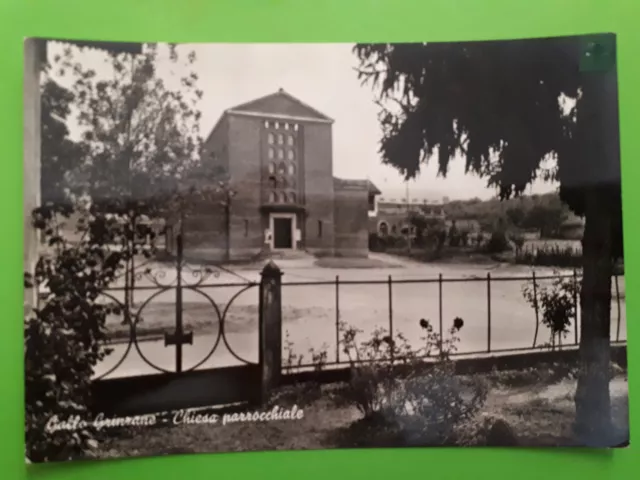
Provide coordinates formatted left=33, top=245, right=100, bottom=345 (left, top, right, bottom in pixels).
left=281, top=345, right=628, bottom=386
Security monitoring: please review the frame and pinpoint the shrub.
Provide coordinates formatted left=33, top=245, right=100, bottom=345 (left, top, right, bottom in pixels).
left=522, top=271, right=580, bottom=349
left=337, top=317, right=488, bottom=444
left=484, top=230, right=511, bottom=253
left=25, top=208, right=126, bottom=462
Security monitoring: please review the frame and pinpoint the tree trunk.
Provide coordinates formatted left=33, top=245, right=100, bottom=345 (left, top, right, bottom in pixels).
left=573, top=187, right=613, bottom=446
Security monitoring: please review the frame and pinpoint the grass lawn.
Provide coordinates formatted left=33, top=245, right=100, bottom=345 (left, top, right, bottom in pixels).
left=95, top=367, right=628, bottom=459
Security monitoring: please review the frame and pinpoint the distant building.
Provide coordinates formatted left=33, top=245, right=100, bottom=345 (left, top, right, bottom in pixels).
left=168, top=89, right=381, bottom=261
left=369, top=199, right=446, bottom=236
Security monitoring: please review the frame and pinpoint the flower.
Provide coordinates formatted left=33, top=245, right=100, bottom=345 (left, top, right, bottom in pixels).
left=453, top=317, right=464, bottom=330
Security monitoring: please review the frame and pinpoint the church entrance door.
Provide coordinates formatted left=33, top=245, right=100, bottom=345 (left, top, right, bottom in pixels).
left=271, top=213, right=295, bottom=250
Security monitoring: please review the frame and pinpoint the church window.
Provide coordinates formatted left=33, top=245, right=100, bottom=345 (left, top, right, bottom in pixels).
left=268, top=133, right=274, bottom=144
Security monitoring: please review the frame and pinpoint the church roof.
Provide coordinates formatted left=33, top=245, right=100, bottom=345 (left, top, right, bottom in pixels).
left=226, top=88, right=334, bottom=123
left=333, top=177, right=382, bottom=195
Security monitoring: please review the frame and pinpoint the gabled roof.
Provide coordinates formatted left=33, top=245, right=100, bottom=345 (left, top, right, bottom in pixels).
left=227, top=88, right=334, bottom=124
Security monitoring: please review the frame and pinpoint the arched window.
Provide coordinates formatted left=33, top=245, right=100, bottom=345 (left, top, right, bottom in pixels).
left=378, top=222, right=389, bottom=236
left=268, top=176, right=277, bottom=189
left=277, top=162, right=286, bottom=175
left=391, top=224, right=397, bottom=235
left=264, top=120, right=270, bottom=128
left=277, top=149, right=284, bottom=160
left=268, top=148, right=274, bottom=159
left=287, top=163, right=296, bottom=176
left=284, top=123, right=290, bottom=130
left=287, top=135, right=294, bottom=146
left=267, top=133, right=274, bottom=144
left=275, top=121, right=280, bottom=129
left=287, top=149, right=295, bottom=160
left=268, top=162, right=276, bottom=175
left=293, top=123, right=299, bottom=132
left=277, top=133, right=284, bottom=144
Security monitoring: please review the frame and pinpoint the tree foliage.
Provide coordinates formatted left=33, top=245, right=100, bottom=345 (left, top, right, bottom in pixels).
left=353, top=38, right=622, bottom=257
left=25, top=43, right=213, bottom=461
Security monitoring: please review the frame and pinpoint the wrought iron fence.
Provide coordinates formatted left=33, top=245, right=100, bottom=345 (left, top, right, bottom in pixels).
left=280, top=270, right=627, bottom=369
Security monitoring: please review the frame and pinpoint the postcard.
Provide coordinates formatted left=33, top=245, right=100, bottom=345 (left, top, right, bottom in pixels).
left=23, top=35, right=628, bottom=462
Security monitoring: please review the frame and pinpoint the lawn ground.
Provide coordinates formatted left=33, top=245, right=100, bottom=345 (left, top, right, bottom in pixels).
left=95, top=368, right=628, bottom=458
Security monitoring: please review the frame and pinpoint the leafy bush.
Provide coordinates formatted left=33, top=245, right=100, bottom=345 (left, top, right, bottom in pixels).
left=337, top=317, right=488, bottom=444
left=484, top=230, right=511, bottom=253
left=25, top=208, right=126, bottom=462
left=522, top=271, right=580, bottom=349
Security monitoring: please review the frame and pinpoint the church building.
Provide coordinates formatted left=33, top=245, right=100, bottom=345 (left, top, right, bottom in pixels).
left=175, top=89, right=381, bottom=262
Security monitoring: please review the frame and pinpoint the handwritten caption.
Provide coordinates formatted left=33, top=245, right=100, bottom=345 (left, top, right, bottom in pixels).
left=45, top=405, right=304, bottom=433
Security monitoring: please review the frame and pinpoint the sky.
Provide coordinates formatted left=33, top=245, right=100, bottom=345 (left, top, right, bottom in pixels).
left=48, top=42, right=558, bottom=202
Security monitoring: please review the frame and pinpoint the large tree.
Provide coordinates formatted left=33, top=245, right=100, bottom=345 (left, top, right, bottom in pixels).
left=47, top=43, right=215, bottom=306
left=354, top=34, right=623, bottom=446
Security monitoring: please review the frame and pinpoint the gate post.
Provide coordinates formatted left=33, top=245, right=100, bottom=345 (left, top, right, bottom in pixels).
left=259, top=261, right=283, bottom=403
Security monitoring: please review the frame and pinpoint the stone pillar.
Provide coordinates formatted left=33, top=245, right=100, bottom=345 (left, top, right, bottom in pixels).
left=259, top=261, right=282, bottom=403
left=23, top=39, right=43, bottom=314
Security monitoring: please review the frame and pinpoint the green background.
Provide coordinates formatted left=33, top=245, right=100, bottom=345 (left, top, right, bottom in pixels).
left=0, top=0, right=637, bottom=478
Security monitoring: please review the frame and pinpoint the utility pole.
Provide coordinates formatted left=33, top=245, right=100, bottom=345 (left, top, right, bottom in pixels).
left=405, top=180, right=412, bottom=252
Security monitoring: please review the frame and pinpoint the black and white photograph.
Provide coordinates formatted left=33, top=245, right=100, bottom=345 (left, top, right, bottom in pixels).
left=24, top=35, right=628, bottom=463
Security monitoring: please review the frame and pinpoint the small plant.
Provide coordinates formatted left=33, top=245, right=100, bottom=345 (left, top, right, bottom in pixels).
left=522, top=271, right=580, bottom=349
left=278, top=330, right=329, bottom=407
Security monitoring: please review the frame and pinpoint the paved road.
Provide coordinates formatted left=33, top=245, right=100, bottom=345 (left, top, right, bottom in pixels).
left=94, top=256, right=627, bottom=379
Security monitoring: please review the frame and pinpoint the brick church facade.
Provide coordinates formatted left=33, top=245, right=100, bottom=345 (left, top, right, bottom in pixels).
left=174, top=89, right=381, bottom=262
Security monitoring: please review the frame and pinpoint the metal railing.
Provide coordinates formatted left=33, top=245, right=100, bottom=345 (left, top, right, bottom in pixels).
left=281, top=270, right=626, bottom=369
